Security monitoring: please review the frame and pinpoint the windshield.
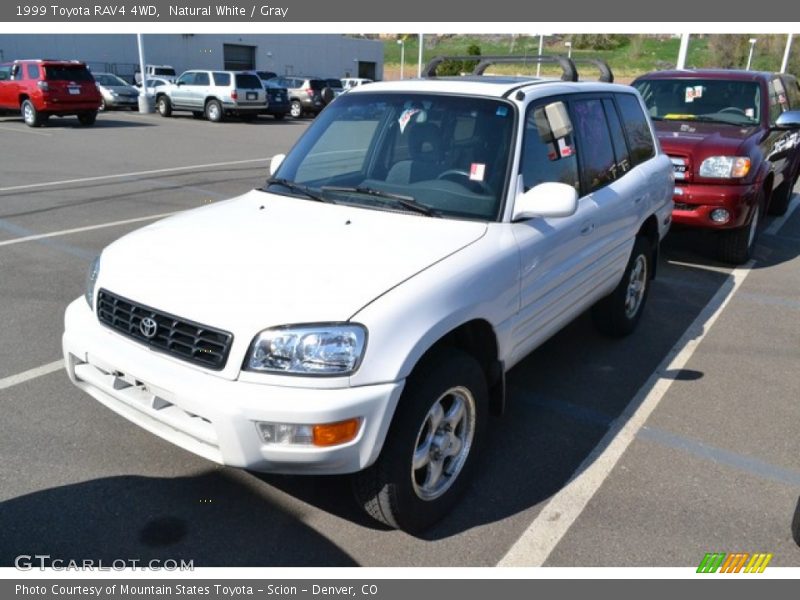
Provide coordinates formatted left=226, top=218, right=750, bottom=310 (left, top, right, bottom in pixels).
left=634, top=78, right=761, bottom=126
left=95, top=73, right=129, bottom=86
left=269, top=92, right=515, bottom=221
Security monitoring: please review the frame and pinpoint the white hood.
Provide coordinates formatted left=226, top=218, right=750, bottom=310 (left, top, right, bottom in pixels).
left=98, top=190, right=487, bottom=337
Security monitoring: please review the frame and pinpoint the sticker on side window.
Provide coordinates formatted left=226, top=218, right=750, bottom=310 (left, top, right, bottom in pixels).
left=558, top=138, right=573, bottom=158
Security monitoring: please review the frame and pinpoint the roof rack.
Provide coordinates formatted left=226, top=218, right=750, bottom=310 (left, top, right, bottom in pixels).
left=423, top=55, right=613, bottom=83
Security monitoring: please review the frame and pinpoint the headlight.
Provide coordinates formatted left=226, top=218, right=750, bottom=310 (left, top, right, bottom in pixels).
left=110, top=91, right=119, bottom=97
left=245, top=324, right=367, bottom=375
left=699, top=156, right=751, bottom=179
left=85, top=255, right=100, bottom=309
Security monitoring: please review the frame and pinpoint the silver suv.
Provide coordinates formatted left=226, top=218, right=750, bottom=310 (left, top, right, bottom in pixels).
left=269, top=76, right=326, bottom=118
left=155, top=70, right=267, bottom=122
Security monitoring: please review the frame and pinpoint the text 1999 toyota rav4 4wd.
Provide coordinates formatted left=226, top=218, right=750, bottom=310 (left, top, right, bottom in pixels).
left=633, top=69, right=800, bottom=264
left=63, top=57, right=673, bottom=532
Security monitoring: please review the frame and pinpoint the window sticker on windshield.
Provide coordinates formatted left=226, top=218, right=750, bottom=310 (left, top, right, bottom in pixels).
left=745, top=108, right=755, bottom=119
left=685, top=85, right=703, bottom=103
left=496, top=106, right=509, bottom=117
left=398, top=108, right=421, bottom=134
left=469, top=163, right=486, bottom=181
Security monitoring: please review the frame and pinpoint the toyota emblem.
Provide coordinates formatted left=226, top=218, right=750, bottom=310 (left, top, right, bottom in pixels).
left=139, top=317, right=158, bottom=339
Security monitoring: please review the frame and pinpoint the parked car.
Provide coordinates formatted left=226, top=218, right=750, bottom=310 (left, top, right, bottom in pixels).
left=155, top=70, right=268, bottom=122
left=633, top=69, right=800, bottom=263
left=141, top=77, right=169, bottom=98
left=0, top=59, right=101, bottom=127
left=324, top=78, right=345, bottom=98
left=269, top=76, right=326, bottom=118
left=64, top=58, right=673, bottom=533
left=134, top=64, right=177, bottom=86
left=93, top=72, right=139, bottom=111
left=261, top=78, right=290, bottom=120
left=341, top=77, right=373, bottom=90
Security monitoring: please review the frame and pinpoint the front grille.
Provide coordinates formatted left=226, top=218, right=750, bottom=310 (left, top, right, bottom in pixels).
left=97, top=289, right=233, bottom=371
left=673, top=202, right=695, bottom=211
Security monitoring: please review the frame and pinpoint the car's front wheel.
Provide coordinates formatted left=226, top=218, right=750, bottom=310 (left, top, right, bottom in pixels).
left=717, top=190, right=764, bottom=264
left=352, top=349, right=487, bottom=533
left=592, top=235, right=652, bottom=337
left=156, top=96, right=172, bottom=117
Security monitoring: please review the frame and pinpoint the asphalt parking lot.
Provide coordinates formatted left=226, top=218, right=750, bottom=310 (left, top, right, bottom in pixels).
left=1, top=109, right=798, bottom=568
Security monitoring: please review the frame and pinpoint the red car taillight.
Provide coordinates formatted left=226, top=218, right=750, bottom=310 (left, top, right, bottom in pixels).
left=231, top=90, right=238, bottom=100
left=305, top=88, right=314, bottom=96
left=37, top=81, right=49, bottom=92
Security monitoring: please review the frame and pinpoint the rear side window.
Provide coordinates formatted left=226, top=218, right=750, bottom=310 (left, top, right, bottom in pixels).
left=615, top=94, right=656, bottom=166
left=213, top=72, right=231, bottom=86
left=783, top=77, right=800, bottom=108
left=235, top=74, right=262, bottom=89
left=194, top=72, right=210, bottom=86
left=602, top=98, right=632, bottom=178
left=571, top=98, right=616, bottom=193
left=44, top=65, right=93, bottom=82
left=309, top=80, right=325, bottom=91
left=26, top=64, right=41, bottom=79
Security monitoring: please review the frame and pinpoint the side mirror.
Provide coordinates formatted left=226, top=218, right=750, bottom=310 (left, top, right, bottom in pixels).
left=270, top=153, right=286, bottom=176
left=512, top=181, right=578, bottom=221
left=774, top=110, right=800, bottom=130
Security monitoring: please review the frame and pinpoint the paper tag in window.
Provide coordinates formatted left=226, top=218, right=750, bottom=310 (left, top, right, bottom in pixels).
left=398, top=108, right=421, bottom=133
left=558, top=138, right=573, bottom=158
left=745, top=108, right=755, bottom=118
left=685, top=87, right=695, bottom=103
left=469, top=163, right=486, bottom=181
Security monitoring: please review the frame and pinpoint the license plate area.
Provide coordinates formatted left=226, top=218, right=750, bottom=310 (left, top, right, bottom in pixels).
left=246, top=92, right=257, bottom=100
left=68, top=87, right=81, bottom=95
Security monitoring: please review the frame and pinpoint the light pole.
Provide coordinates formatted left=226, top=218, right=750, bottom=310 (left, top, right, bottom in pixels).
left=397, top=39, right=405, bottom=80
left=418, top=33, right=424, bottom=78
left=781, top=34, right=794, bottom=73
left=564, top=41, right=572, bottom=59
left=536, top=34, right=545, bottom=77
left=676, top=33, right=690, bottom=69
left=746, top=38, right=757, bottom=71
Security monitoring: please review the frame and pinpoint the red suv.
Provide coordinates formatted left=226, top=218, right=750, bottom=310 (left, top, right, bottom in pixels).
left=0, top=59, right=102, bottom=127
left=633, top=70, right=800, bottom=263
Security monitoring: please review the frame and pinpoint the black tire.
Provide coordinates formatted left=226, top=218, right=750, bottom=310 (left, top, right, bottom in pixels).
left=273, top=112, right=286, bottom=121
left=592, top=235, right=652, bottom=337
left=191, top=111, right=204, bottom=119
left=205, top=99, right=223, bottom=123
left=156, top=96, right=172, bottom=117
left=717, top=191, right=764, bottom=264
left=352, top=349, right=488, bottom=533
left=21, top=99, right=44, bottom=127
left=289, top=100, right=302, bottom=119
left=77, top=111, right=97, bottom=126
left=99, top=98, right=107, bottom=111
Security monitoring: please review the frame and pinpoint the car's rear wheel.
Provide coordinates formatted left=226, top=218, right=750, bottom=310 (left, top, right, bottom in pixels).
left=718, top=190, right=764, bottom=264
left=156, top=96, right=172, bottom=117
left=592, top=235, right=652, bottom=337
left=21, top=99, right=45, bottom=127
left=77, top=111, right=97, bottom=126
left=352, top=349, right=487, bottom=533
left=205, top=99, right=223, bottom=122
left=289, top=100, right=302, bottom=119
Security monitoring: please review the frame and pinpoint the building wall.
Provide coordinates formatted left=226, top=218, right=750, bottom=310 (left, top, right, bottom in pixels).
left=0, top=34, right=383, bottom=81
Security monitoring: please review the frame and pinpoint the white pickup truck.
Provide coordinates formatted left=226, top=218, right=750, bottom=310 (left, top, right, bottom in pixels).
left=63, top=57, right=673, bottom=533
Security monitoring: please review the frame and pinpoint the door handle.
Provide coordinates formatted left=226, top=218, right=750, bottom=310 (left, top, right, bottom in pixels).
left=580, top=222, right=595, bottom=236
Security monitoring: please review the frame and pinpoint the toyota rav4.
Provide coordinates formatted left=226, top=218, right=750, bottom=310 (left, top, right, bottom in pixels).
left=63, top=57, right=673, bottom=532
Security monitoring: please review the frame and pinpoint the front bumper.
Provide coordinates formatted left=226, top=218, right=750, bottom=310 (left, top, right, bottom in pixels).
left=672, top=181, right=759, bottom=230
left=63, top=298, right=403, bottom=474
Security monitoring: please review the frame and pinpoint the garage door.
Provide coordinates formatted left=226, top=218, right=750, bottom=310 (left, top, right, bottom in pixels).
left=223, top=44, right=256, bottom=71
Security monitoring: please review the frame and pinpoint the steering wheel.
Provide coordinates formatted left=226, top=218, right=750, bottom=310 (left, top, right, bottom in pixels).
left=719, top=107, right=747, bottom=115
left=436, top=169, right=493, bottom=195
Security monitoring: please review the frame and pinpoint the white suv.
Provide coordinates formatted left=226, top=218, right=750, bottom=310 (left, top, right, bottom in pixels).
left=63, top=58, right=673, bottom=533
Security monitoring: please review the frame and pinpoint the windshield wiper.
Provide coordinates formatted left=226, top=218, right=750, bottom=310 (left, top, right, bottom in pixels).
left=265, top=178, right=333, bottom=203
left=321, top=186, right=440, bottom=217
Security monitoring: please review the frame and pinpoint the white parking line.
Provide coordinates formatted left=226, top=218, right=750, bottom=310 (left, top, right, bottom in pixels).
left=0, top=360, right=64, bottom=392
left=0, top=157, right=271, bottom=193
left=764, top=193, right=799, bottom=236
left=497, top=261, right=754, bottom=567
left=0, top=125, right=52, bottom=137
left=0, top=212, right=178, bottom=247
